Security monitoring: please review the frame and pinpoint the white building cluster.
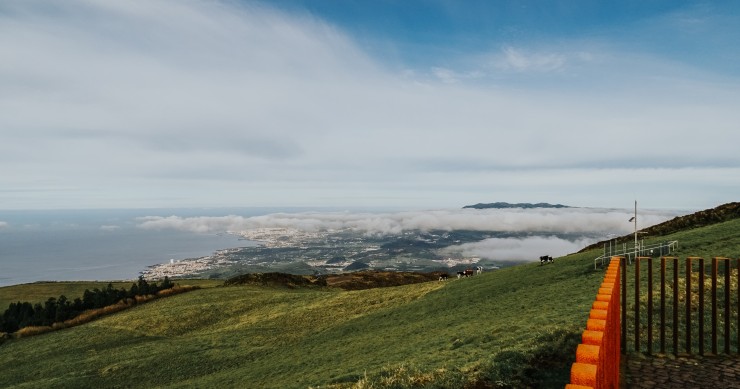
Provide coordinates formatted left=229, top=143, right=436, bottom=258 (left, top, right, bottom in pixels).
left=236, top=228, right=328, bottom=248
left=140, top=249, right=237, bottom=280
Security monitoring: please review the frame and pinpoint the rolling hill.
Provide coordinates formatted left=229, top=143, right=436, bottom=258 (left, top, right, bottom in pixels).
left=1, top=203, right=739, bottom=388
left=579, top=201, right=740, bottom=253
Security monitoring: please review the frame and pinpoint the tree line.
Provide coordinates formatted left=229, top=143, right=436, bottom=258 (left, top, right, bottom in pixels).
left=0, top=276, right=173, bottom=333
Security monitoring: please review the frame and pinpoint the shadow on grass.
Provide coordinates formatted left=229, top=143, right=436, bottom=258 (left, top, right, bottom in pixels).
left=479, top=328, right=581, bottom=389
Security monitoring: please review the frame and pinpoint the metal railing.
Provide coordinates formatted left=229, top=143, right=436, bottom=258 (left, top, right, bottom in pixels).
left=594, top=240, right=678, bottom=269
left=623, top=256, right=739, bottom=355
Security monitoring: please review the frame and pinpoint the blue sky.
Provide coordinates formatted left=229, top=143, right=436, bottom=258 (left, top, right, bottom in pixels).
left=1, top=0, right=739, bottom=211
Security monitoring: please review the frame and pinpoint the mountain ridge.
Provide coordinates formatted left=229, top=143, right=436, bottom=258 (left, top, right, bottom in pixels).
left=463, top=201, right=570, bottom=209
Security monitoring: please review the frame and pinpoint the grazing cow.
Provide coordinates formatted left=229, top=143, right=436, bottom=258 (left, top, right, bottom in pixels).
left=539, top=255, right=554, bottom=265
left=476, top=266, right=483, bottom=275
left=439, top=273, right=449, bottom=281
left=464, top=269, right=475, bottom=277
left=456, top=271, right=465, bottom=279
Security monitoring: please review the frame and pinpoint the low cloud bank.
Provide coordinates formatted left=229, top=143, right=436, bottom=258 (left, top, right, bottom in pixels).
left=137, top=207, right=682, bottom=236
left=441, top=236, right=596, bottom=262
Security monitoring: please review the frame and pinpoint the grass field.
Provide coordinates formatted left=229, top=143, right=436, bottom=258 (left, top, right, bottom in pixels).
left=1, top=217, right=738, bottom=388
left=662, top=217, right=740, bottom=259
left=0, top=279, right=223, bottom=310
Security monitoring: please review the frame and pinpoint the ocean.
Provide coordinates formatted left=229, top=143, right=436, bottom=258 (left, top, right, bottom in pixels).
left=0, top=208, right=278, bottom=287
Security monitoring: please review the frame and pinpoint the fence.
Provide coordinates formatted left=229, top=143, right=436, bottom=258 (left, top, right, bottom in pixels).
left=622, top=256, right=739, bottom=355
left=566, top=257, right=621, bottom=389
left=594, top=241, right=677, bottom=269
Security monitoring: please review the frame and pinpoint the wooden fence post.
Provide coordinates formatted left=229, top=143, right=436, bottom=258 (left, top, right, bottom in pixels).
left=685, top=258, right=692, bottom=354
left=712, top=257, right=718, bottom=355
left=660, top=257, right=666, bottom=354
left=672, top=257, right=679, bottom=355
left=698, top=257, right=704, bottom=355
left=722, top=258, right=731, bottom=354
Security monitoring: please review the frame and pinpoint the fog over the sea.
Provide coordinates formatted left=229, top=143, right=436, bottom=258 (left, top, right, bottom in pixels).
left=137, top=207, right=684, bottom=261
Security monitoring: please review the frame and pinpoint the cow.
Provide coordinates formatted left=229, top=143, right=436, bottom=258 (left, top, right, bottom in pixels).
left=456, top=269, right=477, bottom=278
left=476, top=266, right=483, bottom=275
left=439, top=273, right=449, bottom=281
left=539, top=255, right=554, bottom=265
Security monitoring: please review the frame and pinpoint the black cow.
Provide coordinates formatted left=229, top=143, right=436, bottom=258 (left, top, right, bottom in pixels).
left=539, top=255, right=554, bottom=265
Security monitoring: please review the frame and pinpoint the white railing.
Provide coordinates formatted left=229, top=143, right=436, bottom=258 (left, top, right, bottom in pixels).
left=594, top=240, right=678, bottom=269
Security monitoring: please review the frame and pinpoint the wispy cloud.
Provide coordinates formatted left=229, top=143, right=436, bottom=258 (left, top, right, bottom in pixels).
left=0, top=1, right=738, bottom=210
left=431, top=67, right=483, bottom=83
left=493, top=46, right=568, bottom=73
left=0, top=221, right=8, bottom=229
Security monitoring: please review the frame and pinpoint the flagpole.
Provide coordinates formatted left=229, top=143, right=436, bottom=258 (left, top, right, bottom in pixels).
left=634, top=200, right=637, bottom=262
left=627, top=201, right=637, bottom=264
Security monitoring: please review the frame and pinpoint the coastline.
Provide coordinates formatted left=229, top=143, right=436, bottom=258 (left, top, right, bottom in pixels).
left=139, top=248, right=242, bottom=280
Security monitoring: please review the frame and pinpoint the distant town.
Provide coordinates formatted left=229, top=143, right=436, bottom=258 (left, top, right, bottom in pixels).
left=141, top=227, right=513, bottom=280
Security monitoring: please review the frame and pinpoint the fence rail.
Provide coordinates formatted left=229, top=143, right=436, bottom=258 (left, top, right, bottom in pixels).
left=621, top=256, right=739, bottom=355
left=594, top=241, right=677, bottom=269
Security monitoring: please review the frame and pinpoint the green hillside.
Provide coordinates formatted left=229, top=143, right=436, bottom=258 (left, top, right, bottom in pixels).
left=0, top=279, right=223, bottom=310
left=0, top=252, right=604, bottom=388
left=580, top=201, right=740, bottom=253
left=1, top=215, right=739, bottom=388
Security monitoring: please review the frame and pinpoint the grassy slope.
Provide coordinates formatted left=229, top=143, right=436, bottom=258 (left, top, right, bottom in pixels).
left=0, top=251, right=603, bottom=388
left=0, top=280, right=223, bottom=309
left=664, top=217, right=740, bottom=259
left=0, top=282, right=133, bottom=309
left=1, top=218, right=738, bottom=388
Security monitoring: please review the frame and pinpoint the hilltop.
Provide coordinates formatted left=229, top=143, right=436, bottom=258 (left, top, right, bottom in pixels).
left=462, top=202, right=570, bottom=209
left=579, top=201, right=740, bottom=253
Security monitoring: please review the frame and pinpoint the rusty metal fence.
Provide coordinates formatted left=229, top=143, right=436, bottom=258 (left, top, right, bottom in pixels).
left=620, top=256, right=739, bottom=355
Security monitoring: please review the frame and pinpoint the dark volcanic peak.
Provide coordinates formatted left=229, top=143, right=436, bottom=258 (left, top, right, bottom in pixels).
left=463, top=202, right=570, bottom=210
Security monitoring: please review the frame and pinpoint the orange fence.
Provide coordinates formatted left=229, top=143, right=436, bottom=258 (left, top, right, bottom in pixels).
left=566, top=257, right=621, bottom=389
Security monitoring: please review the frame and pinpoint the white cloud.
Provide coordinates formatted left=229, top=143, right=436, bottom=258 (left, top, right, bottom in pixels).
left=493, top=46, right=568, bottom=72
left=99, top=225, right=120, bottom=231
left=431, top=67, right=483, bottom=83
left=441, top=236, right=595, bottom=262
left=0, top=221, right=8, bottom=229
left=136, top=207, right=681, bottom=236
left=137, top=207, right=685, bottom=262
left=0, top=1, right=738, bottom=210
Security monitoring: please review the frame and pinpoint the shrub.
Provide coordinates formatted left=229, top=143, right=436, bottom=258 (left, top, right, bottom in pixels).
left=16, top=325, right=54, bottom=338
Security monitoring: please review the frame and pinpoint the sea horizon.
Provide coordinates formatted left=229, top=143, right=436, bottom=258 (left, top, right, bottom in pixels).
left=0, top=206, right=411, bottom=287
left=0, top=208, right=272, bottom=287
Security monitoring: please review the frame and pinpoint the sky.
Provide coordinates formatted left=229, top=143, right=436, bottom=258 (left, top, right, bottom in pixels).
left=1, top=0, right=739, bottom=211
